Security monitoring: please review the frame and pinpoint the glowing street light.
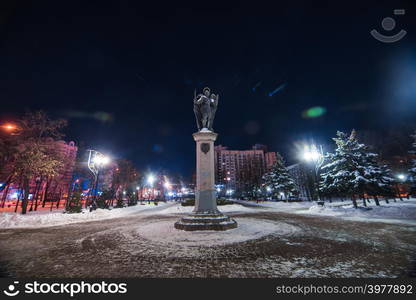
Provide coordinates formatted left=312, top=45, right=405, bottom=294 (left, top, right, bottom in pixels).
left=93, top=154, right=110, bottom=166
left=147, top=174, right=155, bottom=186
left=164, top=181, right=171, bottom=190
left=301, top=144, right=324, bottom=204
left=1, top=123, right=21, bottom=135
left=2, top=123, right=16, bottom=131
left=302, top=144, right=323, bottom=162
left=86, top=150, right=111, bottom=208
left=397, top=174, right=407, bottom=182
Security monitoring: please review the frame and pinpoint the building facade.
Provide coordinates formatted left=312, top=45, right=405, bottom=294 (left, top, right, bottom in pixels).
left=0, top=139, right=78, bottom=207
left=214, top=144, right=278, bottom=192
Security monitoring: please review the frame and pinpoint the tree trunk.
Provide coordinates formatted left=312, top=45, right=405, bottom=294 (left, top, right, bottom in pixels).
left=56, top=189, right=62, bottom=209
left=362, top=196, right=367, bottom=207
left=384, top=197, right=389, bottom=204
left=29, top=180, right=41, bottom=212
left=42, top=178, right=51, bottom=208
left=21, top=178, right=30, bottom=214
left=14, top=176, right=24, bottom=213
left=374, top=196, right=380, bottom=206
left=351, top=196, right=358, bottom=209
left=34, top=178, right=45, bottom=211
left=1, top=183, right=11, bottom=208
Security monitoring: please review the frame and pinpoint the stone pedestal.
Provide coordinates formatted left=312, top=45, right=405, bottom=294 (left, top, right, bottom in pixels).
left=174, top=129, right=237, bottom=231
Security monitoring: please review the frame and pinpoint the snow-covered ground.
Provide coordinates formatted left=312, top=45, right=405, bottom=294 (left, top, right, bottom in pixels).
left=0, top=202, right=169, bottom=228
left=302, top=199, right=416, bottom=225
left=136, top=218, right=299, bottom=246
left=233, top=198, right=416, bottom=225
left=1, top=198, right=415, bottom=229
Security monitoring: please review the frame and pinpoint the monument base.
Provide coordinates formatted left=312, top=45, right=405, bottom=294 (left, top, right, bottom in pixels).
left=174, top=212, right=237, bottom=231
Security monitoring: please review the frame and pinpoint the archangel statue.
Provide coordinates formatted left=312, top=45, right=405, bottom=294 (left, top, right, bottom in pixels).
left=193, top=87, right=219, bottom=131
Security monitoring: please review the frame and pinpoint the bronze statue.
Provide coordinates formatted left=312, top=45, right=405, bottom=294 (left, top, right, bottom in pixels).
left=193, top=87, right=219, bottom=131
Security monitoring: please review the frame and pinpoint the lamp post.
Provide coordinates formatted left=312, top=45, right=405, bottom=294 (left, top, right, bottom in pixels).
left=301, top=144, right=324, bottom=205
left=396, top=173, right=407, bottom=201
left=163, top=179, right=172, bottom=201
left=0, top=122, right=23, bottom=137
left=136, top=186, right=140, bottom=203
left=147, top=174, right=155, bottom=201
left=266, top=186, right=272, bottom=200
left=87, top=150, right=110, bottom=210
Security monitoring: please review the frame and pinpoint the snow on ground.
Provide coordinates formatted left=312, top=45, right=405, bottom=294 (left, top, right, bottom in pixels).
left=235, top=200, right=316, bottom=211
left=232, top=198, right=416, bottom=225
left=0, top=202, right=168, bottom=229
left=1, top=198, right=416, bottom=229
left=300, top=199, right=416, bottom=225
left=136, top=218, right=300, bottom=246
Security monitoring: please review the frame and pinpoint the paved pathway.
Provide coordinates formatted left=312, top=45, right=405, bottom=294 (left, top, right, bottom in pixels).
left=0, top=205, right=415, bottom=278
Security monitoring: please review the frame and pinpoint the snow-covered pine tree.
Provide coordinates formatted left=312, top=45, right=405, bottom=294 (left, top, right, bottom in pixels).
left=320, top=130, right=394, bottom=208
left=262, top=153, right=297, bottom=199
left=357, top=145, right=395, bottom=206
left=319, top=131, right=357, bottom=206
left=409, top=131, right=416, bottom=180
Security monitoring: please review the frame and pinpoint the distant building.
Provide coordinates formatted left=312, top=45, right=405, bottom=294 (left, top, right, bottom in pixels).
left=265, top=152, right=278, bottom=170
left=43, top=139, right=78, bottom=200
left=214, top=144, right=277, bottom=191
left=0, top=139, right=78, bottom=204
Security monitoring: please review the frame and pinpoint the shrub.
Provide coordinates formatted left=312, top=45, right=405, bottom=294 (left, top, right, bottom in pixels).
left=65, top=191, right=83, bottom=214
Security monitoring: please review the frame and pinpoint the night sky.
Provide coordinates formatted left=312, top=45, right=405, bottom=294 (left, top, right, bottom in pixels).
left=1, top=1, right=416, bottom=178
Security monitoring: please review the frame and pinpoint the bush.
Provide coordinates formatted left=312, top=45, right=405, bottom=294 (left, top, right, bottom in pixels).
left=65, top=191, right=83, bottom=214
left=216, top=198, right=234, bottom=206
left=116, top=195, right=124, bottom=208
left=181, top=197, right=233, bottom=207
left=127, top=192, right=137, bottom=206
left=96, top=189, right=115, bottom=209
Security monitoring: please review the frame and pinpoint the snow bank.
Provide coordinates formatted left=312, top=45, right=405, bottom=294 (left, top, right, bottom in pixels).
left=0, top=203, right=168, bottom=229
left=254, top=201, right=315, bottom=211
left=136, top=218, right=300, bottom=246
left=302, top=199, right=416, bottom=224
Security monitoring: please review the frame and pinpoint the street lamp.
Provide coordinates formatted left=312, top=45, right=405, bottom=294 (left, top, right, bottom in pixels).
left=163, top=179, right=172, bottom=201
left=164, top=181, right=171, bottom=190
left=301, top=144, right=324, bottom=205
left=146, top=174, right=156, bottom=201
left=2, top=123, right=16, bottom=131
left=397, top=174, right=407, bottom=182
left=87, top=150, right=110, bottom=209
left=147, top=174, right=155, bottom=186
left=395, top=173, right=407, bottom=201
left=1, top=123, right=21, bottom=135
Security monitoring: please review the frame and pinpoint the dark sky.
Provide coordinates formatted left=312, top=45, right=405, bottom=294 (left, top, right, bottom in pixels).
left=1, top=1, right=416, bottom=178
